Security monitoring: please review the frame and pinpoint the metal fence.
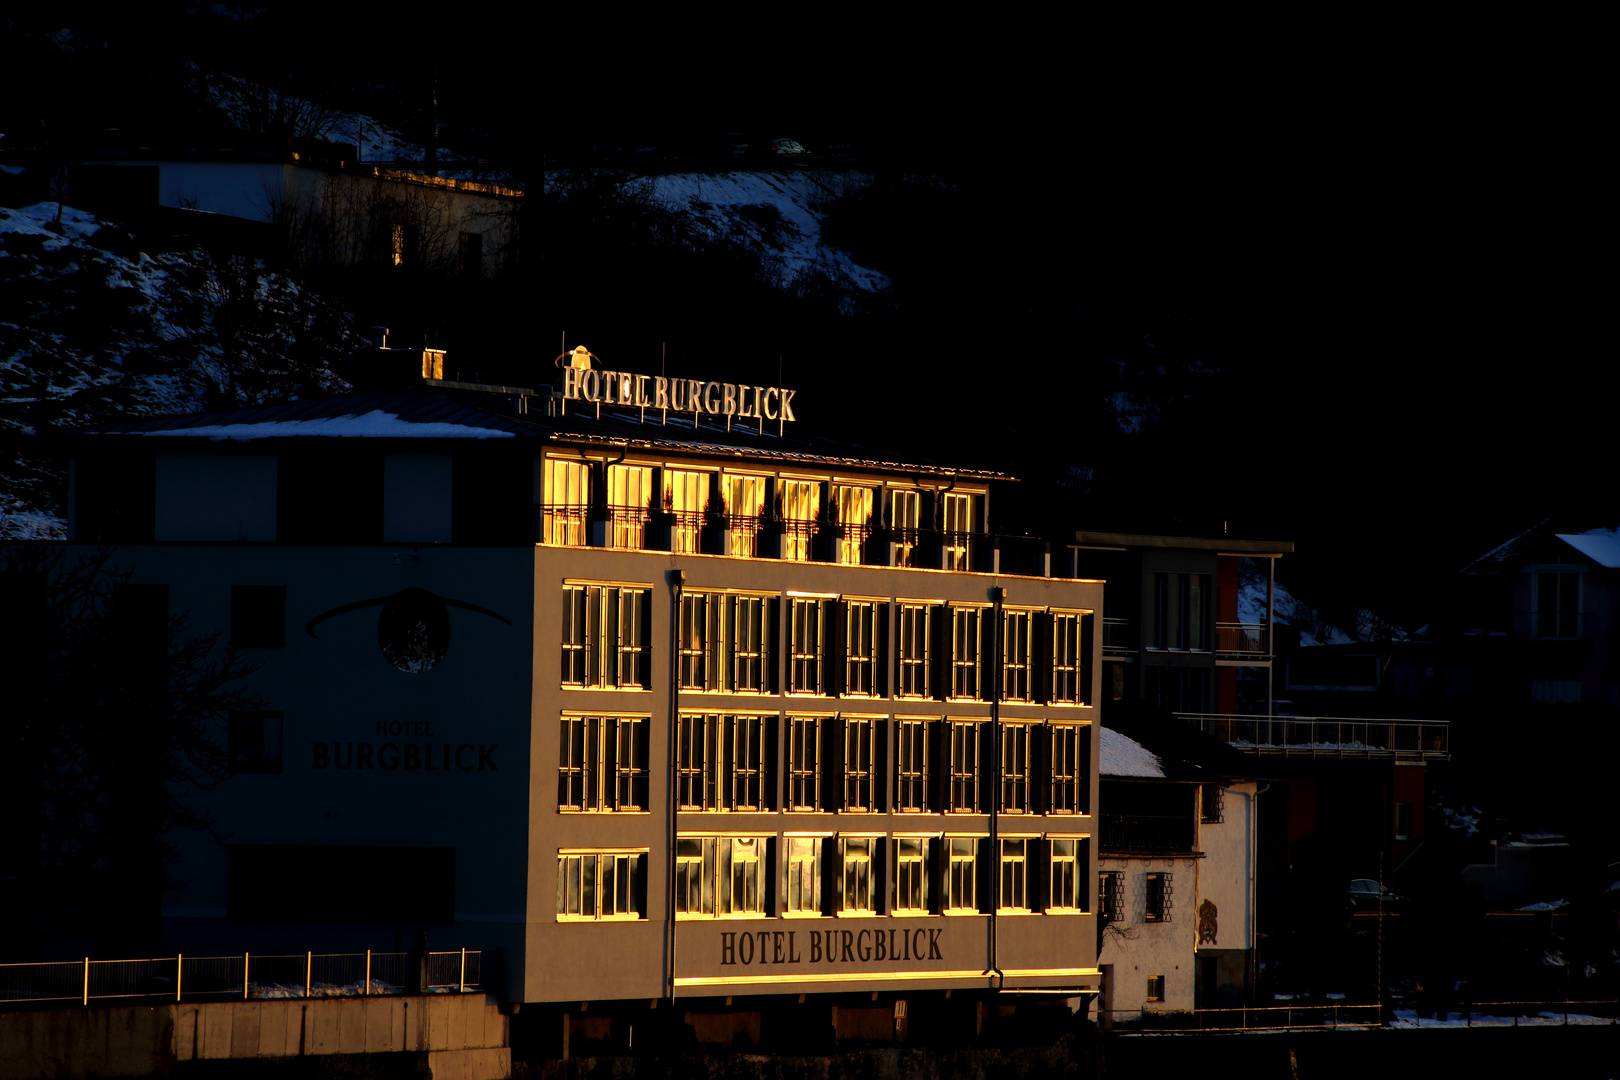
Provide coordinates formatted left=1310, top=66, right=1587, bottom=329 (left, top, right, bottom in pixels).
left=1102, top=1000, right=1618, bottom=1032
left=1177, top=713, right=1449, bottom=760
left=0, top=950, right=482, bottom=1008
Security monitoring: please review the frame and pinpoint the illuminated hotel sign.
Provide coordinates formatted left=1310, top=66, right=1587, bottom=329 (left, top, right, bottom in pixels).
left=557, top=346, right=796, bottom=423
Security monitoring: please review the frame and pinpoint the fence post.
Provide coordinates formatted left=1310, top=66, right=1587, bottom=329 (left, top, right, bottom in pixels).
left=365, top=950, right=371, bottom=996
left=177, top=954, right=183, bottom=1002
left=305, top=952, right=312, bottom=999
left=243, top=953, right=250, bottom=1000
left=82, top=957, right=89, bottom=1006
left=459, top=948, right=466, bottom=993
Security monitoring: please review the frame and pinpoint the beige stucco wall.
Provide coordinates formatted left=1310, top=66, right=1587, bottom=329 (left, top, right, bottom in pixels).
left=1096, top=855, right=1198, bottom=1017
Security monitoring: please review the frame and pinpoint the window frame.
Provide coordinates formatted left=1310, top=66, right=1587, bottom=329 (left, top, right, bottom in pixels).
left=673, top=835, right=771, bottom=919
left=1001, top=608, right=1035, bottom=703
left=542, top=457, right=590, bottom=546
left=842, top=598, right=884, bottom=698
left=1047, top=722, right=1089, bottom=816
left=896, top=602, right=937, bottom=700
left=562, top=583, right=652, bottom=690
left=943, top=836, right=982, bottom=913
left=835, top=835, right=879, bottom=915
left=946, top=718, right=983, bottom=813
left=1045, top=836, right=1088, bottom=913
left=556, top=849, right=648, bottom=921
left=558, top=715, right=649, bottom=813
left=1049, top=609, right=1091, bottom=705
left=788, top=596, right=831, bottom=695
left=1145, top=871, right=1173, bottom=923
left=894, top=717, right=932, bottom=814
left=892, top=835, right=932, bottom=914
left=786, top=715, right=825, bottom=812
left=783, top=834, right=825, bottom=917
left=841, top=715, right=881, bottom=813
left=997, top=836, right=1032, bottom=913
left=1000, top=722, right=1036, bottom=814
left=948, top=605, right=986, bottom=701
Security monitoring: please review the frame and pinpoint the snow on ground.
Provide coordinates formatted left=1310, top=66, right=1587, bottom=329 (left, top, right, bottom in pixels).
left=630, top=170, right=890, bottom=296
left=1237, top=557, right=1407, bottom=646
left=1390, top=1008, right=1611, bottom=1028
left=1100, top=727, right=1164, bottom=778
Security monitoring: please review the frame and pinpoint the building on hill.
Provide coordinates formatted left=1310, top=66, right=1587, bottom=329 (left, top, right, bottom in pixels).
left=43, top=346, right=1103, bottom=1044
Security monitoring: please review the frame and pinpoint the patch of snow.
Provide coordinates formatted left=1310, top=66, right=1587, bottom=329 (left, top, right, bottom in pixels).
left=1556, top=528, right=1620, bottom=569
left=1519, top=900, right=1568, bottom=912
left=138, top=411, right=515, bottom=440
left=1100, top=727, right=1164, bottom=778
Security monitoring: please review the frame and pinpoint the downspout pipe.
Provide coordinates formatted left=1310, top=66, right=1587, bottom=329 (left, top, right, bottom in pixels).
left=665, top=568, right=684, bottom=1004
left=988, top=585, right=1005, bottom=988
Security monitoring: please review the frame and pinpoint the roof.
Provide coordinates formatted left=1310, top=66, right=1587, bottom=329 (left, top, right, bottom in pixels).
left=69, top=384, right=1012, bottom=481
left=1101, top=699, right=1278, bottom=783
left=1461, top=520, right=1620, bottom=573
left=1071, top=531, right=1293, bottom=555
left=1555, top=528, right=1620, bottom=569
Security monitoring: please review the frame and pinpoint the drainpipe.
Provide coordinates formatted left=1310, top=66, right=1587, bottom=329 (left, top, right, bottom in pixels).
left=988, top=586, right=1005, bottom=988
left=665, top=568, right=684, bottom=1004
left=1247, top=782, right=1270, bottom=1004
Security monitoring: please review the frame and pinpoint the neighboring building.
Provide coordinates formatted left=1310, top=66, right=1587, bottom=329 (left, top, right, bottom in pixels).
left=50, top=349, right=1103, bottom=1042
left=66, top=137, right=520, bottom=278
left=1091, top=716, right=1261, bottom=1023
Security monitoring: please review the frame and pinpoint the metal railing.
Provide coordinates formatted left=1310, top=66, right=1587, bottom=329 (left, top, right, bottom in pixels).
left=1215, top=621, right=1269, bottom=658
left=0, top=950, right=482, bottom=1008
left=1101, top=1003, right=1381, bottom=1031
left=1101, top=618, right=1135, bottom=655
left=1099, top=813, right=1196, bottom=854
left=1177, top=713, right=1450, bottom=760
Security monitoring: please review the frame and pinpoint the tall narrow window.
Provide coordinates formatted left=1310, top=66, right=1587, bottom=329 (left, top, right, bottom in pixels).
left=1098, top=871, right=1124, bottom=925
left=674, top=838, right=712, bottom=915
left=947, top=719, right=981, bottom=812
left=1047, top=724, right=1088, bottom=815
left=894, top=837, right=929, bottom=913
left=679, top=592, right=711, bottom=690
left=558, top=716, right=648, bottom=812
left=832, top=485, right=874, bottom=565
left=837, top=837, right=875, bottom=913
left=458, top=231, right=483, bottom=278
left=729, top=715, right=770, bottom=811
left=665, top=469, right=710, bottom=553
left=732, top=594, right=767, bottom=693
left=888, top=489, right=921, bottom=567
left=1002, top=609, right=1033, bottom=702
left=789, top=597, right=829, bottom=694
left=785, top=837, right=822, bottom=914
left=1047, top=838, right=1086, bottom=911
left=945, top=837, right=979, bottom=911
left=895, top=719, right=930, bottom=813
left=941, top=492, right=977, bottom=570
left=779, top=480, right=820, bottom=562
left=1149, top=574, right=1211, bottom=651
left=786, top=716, right=823, bottom=811
left=542, top=459, right=589, bottom=546
left=676, top=714, right=718, bottom=810
left=723, top=837, right=766, bottom=915
left=725, top=475, right=767, bottom=556
left=1145, top=872, right=1172, bottom=922
left=1001, top=723, right=1034, bottom=813
left=843, top=600, right=883, bottom=697
left=1535, top=569, right=1581, bottom=638
left=998, top=838, right=1029, bottom=911
left=563, top=585, right=651, bottom=689
left=1050, top=611, right=1091, bottom=704
left=843, top=717, right=879, bottom=812
left=606, top=464, right=652, bottom=549
left=949, top=606, right=983, bottom=700
left=897, top=603, right=935, bottom=699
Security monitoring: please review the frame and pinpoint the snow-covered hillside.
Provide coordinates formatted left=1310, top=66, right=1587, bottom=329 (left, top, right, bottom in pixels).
left=1238, top=557, right=1408, bottom=646
left=0, top=203, right=357, bottom=539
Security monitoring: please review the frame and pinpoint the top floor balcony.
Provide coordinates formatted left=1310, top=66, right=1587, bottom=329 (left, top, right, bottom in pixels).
left=1177, top=713, right=1449, bottom=762
left=1215, top=621, right=1270, bottom=661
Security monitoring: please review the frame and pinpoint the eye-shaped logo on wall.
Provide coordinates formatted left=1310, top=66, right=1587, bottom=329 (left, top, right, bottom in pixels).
left=305, top=588, right=511, bottom=674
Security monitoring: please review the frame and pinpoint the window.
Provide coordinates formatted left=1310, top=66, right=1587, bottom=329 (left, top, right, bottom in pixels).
left=228, top=711, right=283, bottom=772
left=888, top=489, right=921, bottom=567
left=558, top=716, right=649, bottom=812
left=1001, top=609, right=1034, bottom=702
left=729, top=715, right=771, bottom=811
left=832, top=485, right=874, bottom=565
left=789, top=597, right=830, bottom=694
left=897, top=603, right=936, bottom=699
left=945, top=837, right=980, bottom=912
left=231, top=586, right=285, bottom=647
left=675, top=714, right=771, bottom=812
left=542, top=459, right=590, bottom=546
left=678, top=591, right=711, bottom=690
left=677, top=592, right=774, bottom=693
left=731, top=594, right=769, bottom=693
left=785, top=837, right=822, bottom=914
left=1146, top=975, right=1165, bottom=1003
left=676, top=713, right=717, bottom=810
left=1098, top=871, right=1124, bottom=925
left=947, top=720, right=983, bottom=812
left=836, top=837, right=877, bottom=913
left=779, top=480, right=820, bottom=562
left=1394, top=801, right=1412, bottom=841
left=842, top=600, right=884, bottom=697
left=1047, top=838, right=1087, bottom=911
left=998, top=838, right=1029, bottom=911
left=1534, top=569, right=1581, bottom=638
left=725, top=475, right=767, bottom=556
left=1047, top=724, right=1089, bottom=815
left=1001, top=723, right=1035, bottom=813
left=1148, top=573, right=1210, bottom=651
left=949, top=606, right=984, bottom=700
left=562, top=585, right=651, bottom=689
left=557, top=851, right=647, bottom=920
left=1049, top=611, right=1091, bottom=704
left=665, top=469, right=710, bottom=553
left=895, top=719, right=931, bottom=813
left=786, top=716, right=824, bottom=811
left=941, top=492, right=977, bottom=570
left=606, top=464, right=652, bottom=549
left=842, top=716, right=880, bottom=812
left=1201, top=784, right=1224, bottom=824
left=390, top=223, right=418, bottom=268
left=1145, top=872, right=1173, bottom=922
left=674, top=836, right=768, bottom=917
left=893, top=837, right=930, bottom=913
left=458, top=231, right=483, bottom=278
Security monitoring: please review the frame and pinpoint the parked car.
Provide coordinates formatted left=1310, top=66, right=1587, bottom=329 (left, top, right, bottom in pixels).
left=1348, top=878, right=1402, bottom=911
left=756, top=137, right=808, bottom=156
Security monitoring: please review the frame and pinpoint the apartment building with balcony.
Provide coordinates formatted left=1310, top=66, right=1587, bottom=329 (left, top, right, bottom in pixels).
left=47, top=349, right=1104, bottom=1044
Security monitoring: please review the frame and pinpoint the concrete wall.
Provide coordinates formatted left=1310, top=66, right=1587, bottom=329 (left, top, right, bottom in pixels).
left=0, top=993, right=508, bottom=1080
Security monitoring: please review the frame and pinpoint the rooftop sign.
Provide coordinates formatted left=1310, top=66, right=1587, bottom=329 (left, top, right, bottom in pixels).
left=557, top=346, right=796, bottom=425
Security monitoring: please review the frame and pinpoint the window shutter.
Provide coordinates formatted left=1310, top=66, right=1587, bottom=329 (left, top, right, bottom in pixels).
left=1031, top=838, right=1048, bottom=913
left=976, top=838, right=993, bottom=914
left=766, top=597, right=780, bottom=695
left=874, top=718, right=888, bottom=813
left=765, top=836, right=778, bottom=916
left=928, top=837, right=944, bottom=915
left=602, top=717, right=619, bottom=810
left=979, top=721, right=995, bottom=814
left=822, top=837, right=839, bottom=916
left=928, top=720, right=946, bottom=813
left=1079, top=613, right=1094, bottom=706
left=874, top=836, right=888, bottom=916
left=831, top=599, right=847, bottom=697
left=929, top=606, right=944, bottom=700
left=877, top=603, right=889, bottom=698
left=765, top=715, right=780, bottom=812
left=824, top=716, right=845, bottom=811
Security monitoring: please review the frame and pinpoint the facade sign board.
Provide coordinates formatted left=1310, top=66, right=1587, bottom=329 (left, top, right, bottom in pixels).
left=562, top=367, right=797, bottom=423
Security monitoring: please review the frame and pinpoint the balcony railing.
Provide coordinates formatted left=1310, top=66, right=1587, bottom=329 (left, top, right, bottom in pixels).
left=1177, top=713, right=1449, bottom=760
left=1099, top=813, right=1196, bottom=855
left=1215, top=621, right=1270, bottom=659
left=1102, top=617, right=1136, bottom=656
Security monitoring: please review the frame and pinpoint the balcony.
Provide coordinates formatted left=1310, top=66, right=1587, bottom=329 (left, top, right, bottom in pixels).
left=1215, top=621, right=1270, bottom=660
left=1099, top=813, right=1197, bottom=855
left=1102, top=617, right=1136, bottom=656
left=1177, top=713, right=1449, bottom=761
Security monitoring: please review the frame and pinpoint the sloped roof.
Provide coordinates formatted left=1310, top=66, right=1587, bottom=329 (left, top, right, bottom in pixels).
left=1555, top=529, right=1620, bottom=569
left=1461, top=520, right=1620, bottom=573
